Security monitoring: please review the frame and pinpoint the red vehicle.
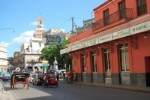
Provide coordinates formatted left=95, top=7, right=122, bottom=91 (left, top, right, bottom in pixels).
left=43, top=70, right=58, bottom=88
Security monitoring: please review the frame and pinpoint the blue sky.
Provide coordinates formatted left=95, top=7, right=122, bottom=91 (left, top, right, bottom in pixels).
left=0, top=0, right=106, bottom=57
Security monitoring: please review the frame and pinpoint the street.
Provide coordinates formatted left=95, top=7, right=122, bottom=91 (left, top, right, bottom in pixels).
left=3, top=80, right=150, bottom=100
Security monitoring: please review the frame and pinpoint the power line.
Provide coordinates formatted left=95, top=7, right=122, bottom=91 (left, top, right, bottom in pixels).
left=0, top=28, right=15, bottom=32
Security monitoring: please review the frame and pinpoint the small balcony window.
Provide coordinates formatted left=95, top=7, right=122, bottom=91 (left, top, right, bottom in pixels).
left=137, top=0, right=147, bottom=16
left=103, top=9, right=109, bottom=26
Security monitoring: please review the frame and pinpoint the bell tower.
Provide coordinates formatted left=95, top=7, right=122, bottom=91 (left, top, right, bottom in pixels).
left=33, top=16, right=45, bottom=38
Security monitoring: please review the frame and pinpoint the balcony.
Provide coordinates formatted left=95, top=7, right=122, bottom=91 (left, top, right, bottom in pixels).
left=92, top=8, right=134, bottom=31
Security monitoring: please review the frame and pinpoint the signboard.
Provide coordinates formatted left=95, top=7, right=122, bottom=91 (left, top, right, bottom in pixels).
left=113, top=28, right=130, bottom=40
left=99, top=34, right=112, bottom=43
left=72, top=44, right=79, bottom=51
left=88, top=38, right=98, bottom=46
left=42, top=65, right=48, bottom=69
left=79, top=42, right=87, bottom=49
left=45, top=34, right=64, bottom=45
left=42, top=60, right=49, bottom=69
left=130, top=21, right=150, bottom=35
left=60, top=21, right=150, bottom=54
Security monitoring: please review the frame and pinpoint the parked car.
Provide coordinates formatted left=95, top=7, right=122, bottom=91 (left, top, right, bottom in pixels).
left=32, top=73, right=44, bottom=85
left=0, top=72, right=3, bottom=79
left=2, top=72, right=11, bottom=80
left=29, top=73, right=36, bottom=83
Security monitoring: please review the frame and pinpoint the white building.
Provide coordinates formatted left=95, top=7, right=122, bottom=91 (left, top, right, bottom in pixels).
left=13, top=16, right=45, bottom=73
left=0, top=44, right=8, bottom=73
left=46, top=28, right=65, bottom=35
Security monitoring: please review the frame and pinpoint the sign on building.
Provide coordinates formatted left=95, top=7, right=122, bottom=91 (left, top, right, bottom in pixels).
left=45, top=34, right=64, bottom=45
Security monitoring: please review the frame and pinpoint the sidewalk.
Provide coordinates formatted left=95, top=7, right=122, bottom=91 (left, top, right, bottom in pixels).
left=75, top=82, right=150, bottom=93
left=0, top=79, right=15, bottom=100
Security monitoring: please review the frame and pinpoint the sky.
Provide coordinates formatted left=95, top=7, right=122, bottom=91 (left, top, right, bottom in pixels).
left=0, top=0, right=106, bottom=57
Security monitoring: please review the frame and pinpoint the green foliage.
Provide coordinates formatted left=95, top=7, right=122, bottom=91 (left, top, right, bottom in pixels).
left=41, top=39, right=71, bottom=68
left=61, top=39, right=70, bottom=48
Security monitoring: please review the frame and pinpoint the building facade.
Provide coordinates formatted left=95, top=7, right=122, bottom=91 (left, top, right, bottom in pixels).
left=61, top=0, right=150, bottom=87
left=0, top=44, right=8, bottom=73
left=13, top=16, right=45, bottom=73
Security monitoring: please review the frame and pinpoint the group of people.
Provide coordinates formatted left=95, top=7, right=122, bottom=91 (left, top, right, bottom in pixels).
left=62, top=70, right=77, bottom=83
left=40, top=70, right=77, bottom=84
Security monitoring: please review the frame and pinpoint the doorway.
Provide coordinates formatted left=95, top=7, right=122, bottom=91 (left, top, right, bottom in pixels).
left=145, top=56, right=150, bottom=86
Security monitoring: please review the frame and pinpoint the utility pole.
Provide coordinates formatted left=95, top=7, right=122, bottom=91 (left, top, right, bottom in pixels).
left=71, top=17, right=75, bottom=33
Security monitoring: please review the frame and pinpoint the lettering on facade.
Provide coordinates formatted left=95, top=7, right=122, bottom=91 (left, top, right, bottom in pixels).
left=79, top=42, right=87, bottom=49
left=72, top=44, right=79, bottom=51
left=99, top=34, right=112, bottom=43
left=88, top=38, right=98, bottom=46
left=131, top=21, right=150, bottom=34
left=61, top=21, right=150, bottom=54
left=113, top=28, right=130, bottom=39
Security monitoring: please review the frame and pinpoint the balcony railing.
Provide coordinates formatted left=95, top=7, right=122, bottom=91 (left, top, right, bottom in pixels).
left=92, top=8, right=133, bottom=31
left=137, top=3, right=147, bottom=16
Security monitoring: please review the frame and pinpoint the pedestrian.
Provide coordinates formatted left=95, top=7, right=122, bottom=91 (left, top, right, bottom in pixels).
left=63, top=72, right=66, bottom=82
left=56, top=71, right=59, bottom=81
left=67, top=70, right=74, bottom=83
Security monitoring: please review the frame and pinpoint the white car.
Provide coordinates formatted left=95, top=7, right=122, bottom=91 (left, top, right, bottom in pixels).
left=2, top=72, right=11, bottom=80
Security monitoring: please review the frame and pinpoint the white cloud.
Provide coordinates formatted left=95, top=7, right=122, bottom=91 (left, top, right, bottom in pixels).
left=9, top=30, right=34, bottom=46
left=29, top=21, right=38, bottom=26
left=0, top=42, right=9, bottom=47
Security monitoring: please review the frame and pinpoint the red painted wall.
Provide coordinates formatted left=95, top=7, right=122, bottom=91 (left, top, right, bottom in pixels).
left=70, top=0, right=150, bottom=43
left=130, top=32, right=150, bottom=73
left=70, top=29, right=92, bottom=43
left=70, top=0, right=150, bottom=74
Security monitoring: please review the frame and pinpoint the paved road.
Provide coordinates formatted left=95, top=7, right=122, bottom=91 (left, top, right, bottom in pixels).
left=4, top=81, right=150, bottom=100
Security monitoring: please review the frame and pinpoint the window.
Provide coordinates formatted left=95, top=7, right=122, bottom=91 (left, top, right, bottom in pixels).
left=81, top=54, right=86, bottom=72
left=137, top=0, right=147, bottom=16
left=40, top=21, right=42, bottom=24
left=119, top=0, right=126, bottom=19
left=104, top=48, right=111, bottom=71
left=91, top=51, right=97, bottom=72
left=103, top=48, right=111, bottom=78
left=119, top=43, right=130, bottom=71
left=103, top=9, right=109, bottom=25
left=39, top=42, right=41, bottom=47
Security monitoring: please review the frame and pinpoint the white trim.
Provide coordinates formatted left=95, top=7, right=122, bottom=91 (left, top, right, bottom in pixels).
left=60, top=21, right=150, bottom=54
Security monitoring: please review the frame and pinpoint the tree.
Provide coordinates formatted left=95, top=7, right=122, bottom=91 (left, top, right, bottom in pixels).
left=41, top=39, right=71, bottom=69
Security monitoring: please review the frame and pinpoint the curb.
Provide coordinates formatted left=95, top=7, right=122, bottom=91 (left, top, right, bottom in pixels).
left=74, top=82, right=150, bottom=93
left=0, top=80, right=15, bottom=100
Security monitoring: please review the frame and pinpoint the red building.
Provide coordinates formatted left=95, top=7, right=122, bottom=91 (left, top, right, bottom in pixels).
left=61, top=0, right=150, bottom=87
